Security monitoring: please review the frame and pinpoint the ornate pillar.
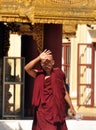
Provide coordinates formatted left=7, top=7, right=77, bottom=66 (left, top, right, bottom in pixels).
left=32, top=23, right=44, bottom=53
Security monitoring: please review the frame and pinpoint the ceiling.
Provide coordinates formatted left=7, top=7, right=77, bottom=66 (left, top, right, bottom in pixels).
left=0, top=0, right=96, bottom=37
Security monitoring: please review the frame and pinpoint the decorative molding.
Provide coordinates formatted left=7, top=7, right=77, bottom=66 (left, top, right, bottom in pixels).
left=0, top=0, right=96, bottom=36
left=32, top=23, right=44, bottom=53
left=62, top=24, right=77, bottom=38
left=13, top=23, right=44, bottom=53
left=0, top=0, right=96, bottom=23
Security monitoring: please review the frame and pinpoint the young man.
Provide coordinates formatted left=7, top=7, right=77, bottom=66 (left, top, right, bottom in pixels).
left=24, top=49, right=76, bottom=130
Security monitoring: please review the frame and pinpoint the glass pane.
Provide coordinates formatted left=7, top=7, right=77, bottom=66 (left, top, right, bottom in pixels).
left=79, top=66, right=91, bottom=84
left=62, top=47, right=64, bottom=64
left=4, top=84, right=21, bottom=115
left=5, top=59, right=14, bottom=82
left=79, top=45, right=92, bottom=64
left=62, top=45, right=71, bottom=64
left=5, top=58, right=24, bottom=82
left=66, top=46, right=71, bottom=64
left=79, top=85, right=92, bottom=105
left=15, top=58, right=22, bottom=82
left=66, top=66, right=70, bottom=84
left=15, top=84, right=21, bottom=114
left=61, top=66, right=70, bottom=84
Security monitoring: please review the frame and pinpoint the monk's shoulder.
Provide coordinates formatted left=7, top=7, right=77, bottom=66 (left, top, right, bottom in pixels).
left=53, top=67, right=60, bottom=71
left=53, top=68, right=66, bottom=80
left=54, top=67, right=64, bottom=73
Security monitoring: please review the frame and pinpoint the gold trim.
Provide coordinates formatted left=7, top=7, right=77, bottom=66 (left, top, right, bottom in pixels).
left=32, top=24, right=44, bottom=53
left=0, top=0, right=96, bottom=36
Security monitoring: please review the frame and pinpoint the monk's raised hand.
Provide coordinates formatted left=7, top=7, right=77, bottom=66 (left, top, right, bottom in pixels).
left=44, top=49, right=51, bottom=55
left=39, top=49, right=52, bottom=60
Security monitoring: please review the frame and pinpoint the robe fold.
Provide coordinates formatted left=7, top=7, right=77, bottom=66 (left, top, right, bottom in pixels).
left=32, top=68, right=68, bottom=130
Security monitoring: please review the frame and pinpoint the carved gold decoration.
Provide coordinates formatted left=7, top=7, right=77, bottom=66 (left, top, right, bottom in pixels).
left=0, top=0, right=96, bottom=36
left=32, top=23, right=44, bottom=53
left=18, top=24, right=33, bottom=35
left=18, top=0, right=33, bottom=7
left=62, top=24, right=77, bottom=38
left=50, top=0, right=88, bottom=6
left=0, top=0, right=96, bottom=24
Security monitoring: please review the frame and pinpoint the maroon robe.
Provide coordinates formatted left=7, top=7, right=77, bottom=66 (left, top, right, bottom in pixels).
left=32, top=68, right=68, bottom=130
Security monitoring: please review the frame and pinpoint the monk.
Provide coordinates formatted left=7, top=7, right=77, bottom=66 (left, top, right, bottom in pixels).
left=24, top=49, right=76, bottom=130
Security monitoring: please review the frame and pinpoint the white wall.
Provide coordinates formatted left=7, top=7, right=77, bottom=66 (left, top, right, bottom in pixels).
left=8, top=34, right=21, bottom=57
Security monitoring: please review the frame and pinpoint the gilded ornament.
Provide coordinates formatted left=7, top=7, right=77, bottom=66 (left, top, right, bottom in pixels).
left=0, top=0, right=96, bottom=36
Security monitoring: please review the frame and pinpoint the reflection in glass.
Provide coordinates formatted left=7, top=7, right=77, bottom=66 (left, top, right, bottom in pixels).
left=79, top=85, right=91, bottom=105
left=3, top=57, right=25, bottom=118
left=79, top=66, right=91, bottom=84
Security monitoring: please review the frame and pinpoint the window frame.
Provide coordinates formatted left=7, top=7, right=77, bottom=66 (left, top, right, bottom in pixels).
left=62, top=43, right=71, bottom=85
left=77, top=43, right=95, bottom=107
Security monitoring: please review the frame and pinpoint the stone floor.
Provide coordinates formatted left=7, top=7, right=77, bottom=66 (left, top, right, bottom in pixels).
left=0, top=120, right=96, bottom=130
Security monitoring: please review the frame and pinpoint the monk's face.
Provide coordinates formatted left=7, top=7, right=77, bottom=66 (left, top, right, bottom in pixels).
left=41, top=55, right=54, bottom=71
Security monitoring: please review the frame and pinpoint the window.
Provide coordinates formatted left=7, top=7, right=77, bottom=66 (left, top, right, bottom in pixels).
left=62, top=43, right=71, bottom=84
left=77, top=43, right=95, bottom=107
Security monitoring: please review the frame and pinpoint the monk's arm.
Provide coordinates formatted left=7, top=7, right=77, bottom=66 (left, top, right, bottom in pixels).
left=24, top=56, right=41, bottom=78
left=64, top=86, right=76, bottom=115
